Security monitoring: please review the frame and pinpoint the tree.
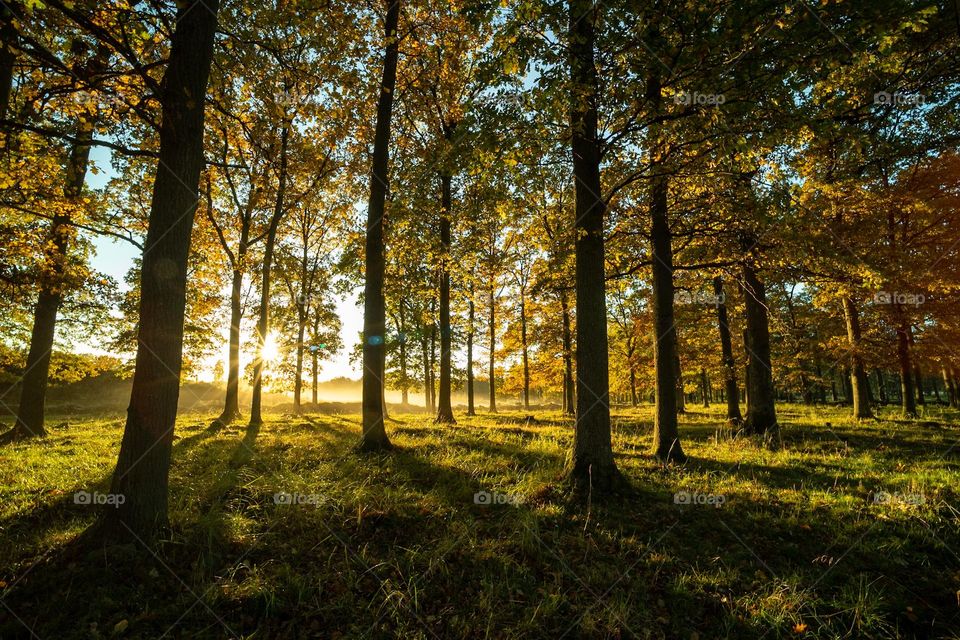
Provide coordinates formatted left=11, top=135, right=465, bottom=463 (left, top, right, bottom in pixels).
left=101, top=0, right=220, bottom=539
left=566, top=0, right=619, bottom=493
left=359, top=0, right=400, bottom=452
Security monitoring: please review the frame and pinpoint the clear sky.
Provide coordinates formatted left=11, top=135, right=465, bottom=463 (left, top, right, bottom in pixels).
left=84, top=146, right=363, bottom=382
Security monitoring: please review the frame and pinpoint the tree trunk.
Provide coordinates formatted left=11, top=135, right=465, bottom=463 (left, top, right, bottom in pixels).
left=875, top=368, right=887, bottom=404
left=359, top=0, right=400, bottom=451
left=0, top=2, right=18, bottom=134
left=647, top=68, right=684, bottom=463
left=713, top=276, right=743, bottom=424
left=312, top=347, right=318, bottom=405
left=520, top=289, right=530, bottom=410
left=466, top=291, right=475, bottom=415
left=101, top=0, right=219, bottom=539
left=249, top=125, right=289, bottom=427
left=398, top=306, right=409, bottom=406
left=421, top=327, right=430, bottom=410
left=895, top=314, right=917, bottom=417
left=567, top=0, right=620, bottom=490
left=741, top=258, right=778, bottom=438
left=429, top=314, right=437, bottom=411
left=700, top=368, right=710, bottom=408
left=488, top=286, right=497, bottom=412
left=293, top=315, right=306, bottom=414
left=842, top=297, right=873, bottom=419
left=914, top=364, right=925, bottom=406
left=943, top=365, right=957, bottom=408
left=561, top=289, right=574, bottom=416
left=216, top=249, right=245, bottom=426
left=436, top=172, right=455, bottom=423
left=8, top=118, right=93, bottom=441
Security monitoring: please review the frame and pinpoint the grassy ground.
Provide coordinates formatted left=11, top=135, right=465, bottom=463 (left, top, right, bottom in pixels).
left=0, top=403, right=958, bottom=639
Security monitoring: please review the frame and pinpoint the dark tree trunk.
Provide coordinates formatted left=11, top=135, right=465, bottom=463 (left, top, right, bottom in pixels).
left=842, top=297, right=873, bottom=419
left=436, top=172, right=455, bottom=423
left=875, top=368, right=887, bottom=404
left=895, top=315, right=917, bottom=417
left=841, top=367, right=853, bottom=406
left=561, top=289, right=574, bottom=416
left=943, top=365, right=957, bottom=408
left=714, top=276, right=743, bottom=424
left=398, top=306, right=409, bottom=406
left=8, top=118, right=93, bottom=441
left=740, top=258, right=778, bottom=439
left=216, top=246, right=245, bottom=426
left=100, top=0, right=219, bottom=539
left=312, top=347, right=318, bottom=405
left=359, top=0, right=400, bottom=451
left=488, top=287, right=497, bottom=412
left=567, top=0, right=620, bottom=491
left=913, top=364, right=925, bottom=406
left=249, top=125, right=289, bottom=427
left=293, top=314, right=306, bottom=413
left=421, top=327, right=430, bottom=409
left=647, top=70, right=684, bottom=463
left=520, top=290, right=530, bottom=410
left=429, top=315, right=437, bottom=411
left=0, top=2, right=18, bottom=132
left=674, top=353, right=686, bottom=415
left=466, top=290, right=475, bottom=416
left=700, top=368, right=710, bottom=408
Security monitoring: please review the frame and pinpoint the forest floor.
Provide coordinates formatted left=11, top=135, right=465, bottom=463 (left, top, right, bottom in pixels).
left=0, top=403, right=958, bottom=639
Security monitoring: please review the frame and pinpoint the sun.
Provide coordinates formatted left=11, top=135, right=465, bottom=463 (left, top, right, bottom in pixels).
left=261, top=332, right=280, bottom=364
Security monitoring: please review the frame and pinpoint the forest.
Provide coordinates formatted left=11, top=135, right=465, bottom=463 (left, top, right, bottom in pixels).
left=1, top=0, right=959, bottom=637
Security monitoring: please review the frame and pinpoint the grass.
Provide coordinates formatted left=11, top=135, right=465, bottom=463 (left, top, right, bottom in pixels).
left=0, top=403, right=959, bottom=639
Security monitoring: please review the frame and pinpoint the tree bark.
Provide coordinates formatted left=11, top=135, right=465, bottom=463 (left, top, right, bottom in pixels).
left=216, top=242, right=246, bottom=426
left=842, top=297, right=873, bottom=419
left=520, top=289, right=530, bottom=410
left=561, top=290, right=574, bottom=416
left=359, top=0, right=400, bottom=451
left=9, top=117, right=93, bottom=441
left=741, top=257, right=778, bottom=438
left=488, top=286, right=497, bottom=412
left=0, top=2, right=18, bottom=133
left=567, top=0, right=620, bottom=489
left=943, top=365, right=957, bottom=408
left=700, top=368, right=710, bottom=408
left=101, top=0, right=219, bottom=539
left=895, top=313, right=917, bottom=417
left=249, top=125, right=289, bottom=427
left=466, top=286, right=475, bottom=415
left=436, top=172, right=455, bottom=423
left=647, top=63, right=684, bottom=462
left=713, top=276, right=743, bottom=424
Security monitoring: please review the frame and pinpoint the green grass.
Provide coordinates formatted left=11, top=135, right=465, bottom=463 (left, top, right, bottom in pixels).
left=1, top=403, right=959, bottom=639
